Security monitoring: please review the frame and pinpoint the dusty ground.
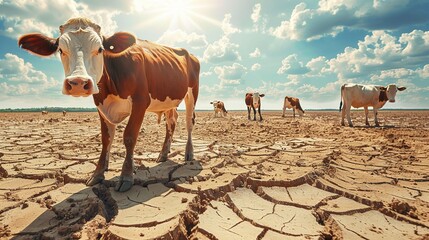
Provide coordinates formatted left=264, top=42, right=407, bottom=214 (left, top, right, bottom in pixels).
left=0, top=110, right=429, bottom=239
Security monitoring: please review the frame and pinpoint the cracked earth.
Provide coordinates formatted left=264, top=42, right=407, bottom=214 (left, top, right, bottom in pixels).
left=0, top=111, right=429, bottom=239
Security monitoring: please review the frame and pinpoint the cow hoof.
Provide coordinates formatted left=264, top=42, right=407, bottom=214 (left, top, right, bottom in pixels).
left=86, top=174, right=105, bottom=186
left=185, top=153, right=194, bottom=161
left=115, top=176, right=134, bottom=192
left=156, top=155, right=168, bottom=163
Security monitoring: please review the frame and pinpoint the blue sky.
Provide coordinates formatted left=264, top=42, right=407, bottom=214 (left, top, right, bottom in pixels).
left=1, top=0, right=429, bottom=110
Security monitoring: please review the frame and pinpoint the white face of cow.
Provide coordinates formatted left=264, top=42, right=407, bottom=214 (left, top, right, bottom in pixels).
left=384, top=84, right=406, bottom=103
left=59, top=24, right=104, bottom=97
left=253, top=92, right=260, bottom=109
left=211, top=101, right=219, bottom=110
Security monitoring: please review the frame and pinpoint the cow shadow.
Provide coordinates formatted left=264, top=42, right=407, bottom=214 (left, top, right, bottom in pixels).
left=353, top=124, right=397, bottom=129
left=11, top=159, right=201, bottom=239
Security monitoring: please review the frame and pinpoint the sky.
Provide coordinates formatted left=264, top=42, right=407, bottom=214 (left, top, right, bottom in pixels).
left=1, top=0, right=429, bottom=110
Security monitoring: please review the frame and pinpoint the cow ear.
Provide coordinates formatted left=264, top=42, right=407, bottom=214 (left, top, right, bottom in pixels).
left=379, top=87, right=387, bottom=91
left=398, top=87, right=406, bottom=91
left=103, top=32, right=136, bottom=54
left=18, top=33, right=58, bottom=57
left=260, top=94, right=265, bottom=97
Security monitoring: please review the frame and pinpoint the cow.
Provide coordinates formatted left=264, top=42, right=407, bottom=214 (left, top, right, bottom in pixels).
left=210, top=100, right=227, bottom=117
left=245, top=92, right=265, bottom=121
left=18, top=17, right=200, bottom=192
left=339, top=83, right=406, bottom=127
left=41, top=110, right=48, bottom=115
left=62, top=110, right=67, bottom=116
left=282, top=96, right=304, bottom=118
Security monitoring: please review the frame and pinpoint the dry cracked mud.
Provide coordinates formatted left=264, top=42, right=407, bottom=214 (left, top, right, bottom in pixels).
left=0, top=111, right=429, bottom=239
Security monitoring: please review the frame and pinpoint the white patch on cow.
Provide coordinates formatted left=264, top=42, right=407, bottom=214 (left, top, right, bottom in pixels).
left=97, top=94, right=132, bottom=125
left=253, top=92, right=260, bottom=109
left=59, top=26, right=104, bottom=96
left=146, top=95, right=182, bottom=113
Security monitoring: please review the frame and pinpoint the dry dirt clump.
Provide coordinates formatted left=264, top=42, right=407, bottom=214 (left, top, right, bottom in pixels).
left=390, top=198, right=419, bottom=219
left=0, top=111, right=429, bottom=239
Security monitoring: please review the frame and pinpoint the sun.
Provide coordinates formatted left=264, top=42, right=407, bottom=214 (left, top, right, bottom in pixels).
left=132, top=0, right=220, bottom=32
left=161, top=0, right=196, bottom=29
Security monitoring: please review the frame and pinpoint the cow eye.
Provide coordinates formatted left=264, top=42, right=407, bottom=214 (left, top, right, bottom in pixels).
left=98, top=47, right=104, bottom=54
left=58, top=48, right=63, bottom=55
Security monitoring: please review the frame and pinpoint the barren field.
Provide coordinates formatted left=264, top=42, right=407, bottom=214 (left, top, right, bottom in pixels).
left=1, top=110, right=429, bottom=239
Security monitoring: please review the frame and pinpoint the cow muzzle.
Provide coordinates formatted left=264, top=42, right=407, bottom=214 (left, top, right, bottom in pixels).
left=63, top=77, right=98, bottom=97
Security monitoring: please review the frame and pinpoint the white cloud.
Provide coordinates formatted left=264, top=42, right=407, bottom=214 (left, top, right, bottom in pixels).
left=251, top=3, right=261, bottom=23
left=270, top=1, right=429, bottom=41
left=202, top=36, right=241, bottom=63
left=400, top=30, right=429, bottom=57
left=251, top=63, right=261, bottom=71
left=306, top=56, right=328, bottom=75
left=0, top=0, right=120, bottom=38
left=249, top=48, right=261, bottom=58
left=325, top=30, right=429, bottom=80
left=157, top=30, right=208, bottom=49
left=277, top=54, right=309, bottom=75
left=0, top=53, right=58, bottom=96
left=214, top=63, right=247, bottom=87
left=222, top=13, right=240, bottom=35
left=201, top=71, right=213, bottom=77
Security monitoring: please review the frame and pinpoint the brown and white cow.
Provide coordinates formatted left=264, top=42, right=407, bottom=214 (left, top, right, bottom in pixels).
left=41, top=110, right=48, bottom=115
left=62, top=110, right=67, bottom=116
left=19, top=17, right=200, bottom=192
left=245, top=92, right=265, bottom=121
left=339, top=83, right=406, bottom=127
left=282, top=96, right=304, bottom=117
left=210, top=100, right=227, bottom=117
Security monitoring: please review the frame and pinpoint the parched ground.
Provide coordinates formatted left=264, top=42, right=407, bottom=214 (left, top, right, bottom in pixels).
left=0, top=110, right=429, bottom=239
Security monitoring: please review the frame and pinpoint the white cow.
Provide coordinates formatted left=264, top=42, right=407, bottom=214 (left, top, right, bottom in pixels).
left=210, top=100, right=227, bottom=117
left=340, top=83, right=406, bottom=127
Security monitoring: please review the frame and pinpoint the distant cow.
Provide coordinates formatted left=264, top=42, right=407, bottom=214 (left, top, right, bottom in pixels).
left=41, top=111, right=48, bottom=115
left=282, top=96, right=304, bottom=117
left=62, top=110, right=67, bottom=116
left=19, top=17, right=200, bottom=192
left=339, top=83, right=406, bottom=127
left=210, top=100, right=227, bottom=117
left=245, top=92, right=265, bottom=121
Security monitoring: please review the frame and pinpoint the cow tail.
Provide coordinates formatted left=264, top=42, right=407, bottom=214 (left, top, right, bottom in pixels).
left=339, top=84, right=345, bottom=112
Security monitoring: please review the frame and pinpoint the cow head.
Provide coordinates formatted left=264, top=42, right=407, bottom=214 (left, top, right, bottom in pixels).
left=252, top=92, right=265, bottom=109
left=18, top=17, right=136, bottom=97
left=210, top=100, right=218, bottom=109
left=379, top=84, right=406, bottom=103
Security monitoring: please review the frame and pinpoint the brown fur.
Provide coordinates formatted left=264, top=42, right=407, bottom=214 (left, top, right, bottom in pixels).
left=379, top=90, right=388, bottom=102
left=285, top=96, right=305, bottom=113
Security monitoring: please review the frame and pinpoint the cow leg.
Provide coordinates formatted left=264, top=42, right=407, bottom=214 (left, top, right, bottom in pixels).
left=247, top=107, right=251, bottom=120
left=157, top=109, right=178, bottom=162
left=184, top=89, right=196, bottom=161
left=364, top=107, right=370, bottom=126
left=87, top=116, right=116, bottom=186
left=374, top=108, right=380, bottom=127
left=282, top=106, right=286, bottom=117
left=341, top=103, right=346, bottom=126
left=116, top=106, right=146, bottom=192
left=253, top=106, right=257, bottom=121
left=293, top=108, right=296, bottom=118
left=346, top=103, right=353, bottom=127
left=258, top=107, right=263, bottom=121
